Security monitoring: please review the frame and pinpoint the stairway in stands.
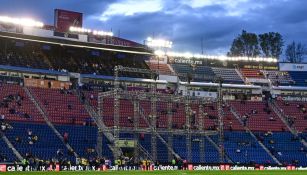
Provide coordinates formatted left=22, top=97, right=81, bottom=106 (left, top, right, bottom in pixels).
left=75, top=90, right=123, bottom=159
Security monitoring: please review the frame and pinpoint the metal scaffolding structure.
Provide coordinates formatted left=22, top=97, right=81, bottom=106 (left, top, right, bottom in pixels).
left=198, top=104, right=205, bottom=162
left=96, top=66, right=223, bottom=163
left=185, top=95, right=192, bottom=162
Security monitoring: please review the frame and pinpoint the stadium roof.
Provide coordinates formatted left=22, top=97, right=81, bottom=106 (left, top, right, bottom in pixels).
left=0, top=65, right=68, bottom=76
left=0, top=31, right=153, bottom=55
left=81, top=74, right=167, bottom=83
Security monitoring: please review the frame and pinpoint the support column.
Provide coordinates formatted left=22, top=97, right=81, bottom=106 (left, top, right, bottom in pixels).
left=217, top=78, right=225, bottom=163
left=96, top=128, right=103, bottom=157
left=167, top=101, right=173, bottom=162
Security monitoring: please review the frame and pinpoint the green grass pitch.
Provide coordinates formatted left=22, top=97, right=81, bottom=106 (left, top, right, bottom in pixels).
left=2, top=171, right=306, bottom=175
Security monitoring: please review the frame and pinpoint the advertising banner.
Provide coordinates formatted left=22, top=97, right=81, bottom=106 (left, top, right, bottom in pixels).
left=54, top=9, right=83, bottom=32
left=279, top=63, right=307, bottom=72
left=88, top=35, right=143, bottom=47
left=1, top=164, right=306, bottom=172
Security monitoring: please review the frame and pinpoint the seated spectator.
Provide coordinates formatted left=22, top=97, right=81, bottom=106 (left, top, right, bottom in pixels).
left=23, top=113, right=31, bottom=119
left=27, top=129, right=32, bottom=136
left=57, top=149, right=64, bottom=157
left=269, top=116, right=276, bottom=121
left=15, top=136, right=22, bottom=144
left=67, top=104, right=72, bottom=110
left=128, top=116, right=133, bottom=123
left=90, top=94, right=94, bottom=100
left=9, top=108, right=16, bottom=114
left=0, top=114, right=4, bottom=122
left=64, top=132, right=69, bottom=143
left=269, top=139, right=275, bottom=144
left=1, top=123, right=7, bottom=131
left=32, top=135, right=38, bottom=143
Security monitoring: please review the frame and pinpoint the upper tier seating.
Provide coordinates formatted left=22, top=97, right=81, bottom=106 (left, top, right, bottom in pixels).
left=147, top=63, right=173, bottom=75
left=241, top=69, right=265, bottom=79
left=171, top=64, right=215, bottom=82
left=0, top=37, right=149, bottom=78
left=261, top=70, right=294, bottom=86
left=288, top=72, right=307, bottom=86
left=211, top=67, right=243, bottom=83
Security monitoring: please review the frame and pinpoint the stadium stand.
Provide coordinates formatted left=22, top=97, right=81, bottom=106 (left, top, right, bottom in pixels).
left=1, top=21, right=307, bottom=169
left=29, top=87, right=91, bottom=125
left=210, top=132, right=275, bottom=165
left=5, top=122, right=74, bottom=162
left=261, top=70, right=294, bottom=86
left=288, top=71, right=307, bottom=86
left=146, top=62, right=173, bottom=75
left=256, top=132, right=307, bottom=166
left=0, top=36, right=150, bottom=78
left=211, top=67, right=244, bottom=83
left=171, top=64, right=215, bottom=82
left=241, top=68, right=265, bottom=79
left=276, top=101, right=307, bottom=132
left=230, top=101, right=286, bottom=132
left=0, top=83, right=44, bottom=123
left=0, top=134, right=16, bottom=162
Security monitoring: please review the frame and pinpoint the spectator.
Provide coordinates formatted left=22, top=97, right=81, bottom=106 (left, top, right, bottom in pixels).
left=15, top=136, right=22, bottom=144
left=0, top=114, right=5, bottom=122
left=57, top=149, right=64, bottom=157
left=64, top=132, right=69, bottom=143
left=27, top=129, right=32, bottom=136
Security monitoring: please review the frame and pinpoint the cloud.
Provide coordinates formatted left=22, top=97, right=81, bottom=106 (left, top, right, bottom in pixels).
left=99, top=0, right=163, bottom=21
left=0, top=0, right=307, bottom=58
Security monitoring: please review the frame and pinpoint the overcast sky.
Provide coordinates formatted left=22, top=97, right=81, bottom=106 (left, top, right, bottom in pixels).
left=0, top=0, right=306, bottom=59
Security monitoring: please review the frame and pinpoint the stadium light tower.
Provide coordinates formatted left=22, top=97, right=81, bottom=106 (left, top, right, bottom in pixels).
left=146, top=37, right=173, bottom=48
left=145, top=37, right=173, bottom=75
left=0, top=16, right=44, bottom=28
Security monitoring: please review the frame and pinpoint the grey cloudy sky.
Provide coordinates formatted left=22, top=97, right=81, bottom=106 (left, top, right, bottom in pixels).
left=0, top=0, right=306, bottom=58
